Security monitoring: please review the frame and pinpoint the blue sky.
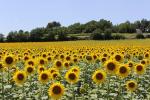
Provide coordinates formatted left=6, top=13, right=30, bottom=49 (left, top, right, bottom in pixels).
left=0, top=0, right=149, bottom=34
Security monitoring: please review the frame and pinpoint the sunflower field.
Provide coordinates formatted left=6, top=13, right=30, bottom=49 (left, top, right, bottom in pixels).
left=0, top=40, right=150, bottom=100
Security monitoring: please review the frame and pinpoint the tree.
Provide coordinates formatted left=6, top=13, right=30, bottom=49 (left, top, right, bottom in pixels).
left=97, top=19, right=113, bottom=32
left=68, top=23, right=84, bottom=34
left=104, top=29, right=112, bottom=40
left=136, top=34, right=145, bottom=39
left=118, top=21, right=136, bottom=33
left=46, top=21, right=61, bottom=29
left=0, top=33, right=4, bottom=42
left=29, top=27, right=47, bottom=42
left=57, top=27, right=68, bottom=41
left=91, top=29, right=103, bottom=40
left=6, top=31, right=17, bottom=42
left=83, top=20, right=97, bottom=33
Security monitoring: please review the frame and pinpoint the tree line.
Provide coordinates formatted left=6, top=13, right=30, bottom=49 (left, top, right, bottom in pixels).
left=0, top=19, right=150, bottom=42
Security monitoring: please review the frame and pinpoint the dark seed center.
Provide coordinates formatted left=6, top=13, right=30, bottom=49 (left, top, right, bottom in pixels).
left=52, top=86, right=61, bottom=94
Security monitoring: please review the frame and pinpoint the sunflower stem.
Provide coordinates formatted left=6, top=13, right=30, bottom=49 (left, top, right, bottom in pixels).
left=40, top=84, right=43, bottom=100
left=117, top=78, right=122, bottom=99
left=22, top=84, right=25, bottom=100
left=107, top=75, right=110, bottom=100
left=97, top=84, right=101, bottom=99
left=71, top=84, right=75, bottom=100
left=1, top=71, right=4, bottom=100
left=7, top=67, right=10, bottom=84
left=29, top=75, right=32, bottom=98
left=130, top=92, right=133, bottom=100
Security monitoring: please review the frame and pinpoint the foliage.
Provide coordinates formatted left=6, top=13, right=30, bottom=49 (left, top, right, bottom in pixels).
left=113, top=34, right=126, bottom=40
left=0, top=40, right=150, bottom=99
left=136, top=34, right=145, bottom=39
left=0, top=19, right=150, bottom=42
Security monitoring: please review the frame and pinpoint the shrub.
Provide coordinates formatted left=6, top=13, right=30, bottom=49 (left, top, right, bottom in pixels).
left=68, top=36, right=78, bottom=40
left=113, top=34, right=126, bottom=40
left=91, top=29, right=104, bottom=40
left=136, top=34, right=145, bottom=39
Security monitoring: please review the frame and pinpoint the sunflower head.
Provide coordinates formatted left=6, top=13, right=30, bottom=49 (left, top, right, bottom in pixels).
left=114, top=54, right=123, bottom=62
left=117, top=64, right=130, bottom=79
left=63, top=61, right=70, bottom=69
left=72, top=57, right=78, bottom=64
left=134, top=64, right=145, bottom=75
left=38, top=66, right=45, bottom=73
left=85, top=55, right=93, bottom=63
left=39, top=57, right=47, bottom=65
left=70, top=66, right=80, bottom=74
left=65, top=71, right=79, bottom=84
left=49, top=67, right=59, bottom=74
left=48, top=82, right=65, bottom=100
left=65, top=56, right=71, bottom=61
left=140, top=59, right=147, bottom=65
left=25, top=66, right=35, bottom=75
left=92, top=70, right=106, bottom=84
left=4, top=55, right=15, bottom=67
left=54, top=60, right=63, bottom=70
left=104, top=60, right=118, bottom=74
left=126, top=80, right=137, bottom=92
left=26, top=59, right=35, bottom=66
left=38, top=71, right=49, bottom=84
left=51, top=72, right=61, bottom=80
left=13, top=71, right=27, bottom=86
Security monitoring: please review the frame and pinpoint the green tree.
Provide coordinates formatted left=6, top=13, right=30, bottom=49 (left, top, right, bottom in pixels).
left=83, top=20, right=97, bottom=33
left=68, top=23, right=84, bottom=34
left=97, top=19, right=113, bottom=32
left=0, top=33, right=4, bottom=42
left=29, top=27, right=47, bottom=42
left=91, top=29, right=103, bottom=40
left=46, top=21, right=61, bottom=29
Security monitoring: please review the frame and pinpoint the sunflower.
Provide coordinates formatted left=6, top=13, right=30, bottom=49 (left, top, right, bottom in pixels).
left=104, top=60, right=118, bottom=74
left=48, top=82, right=65, bottom=100
left=117, top=64, right=130, bottom=79
left=63, top=61, right=70, bottom=69
left=26, top=59, right=35, bottom=66
left=4, top=55, right=15, bottom=67
left=47, top=56, right=53, bottom=62
left=13, top=70, right=27, bottom=86
left=65, top=71, right=79, bottom=84
left=101, top=57, right=107, bottom=64
left=144, top=52, right=149, bottom=58
left=113, top=54, right=124, bottom=62
left=38, top=57, right=47, bottom=66
left=60, top=54, right=65, bottom=60
left=140, top=59, right=147, bottom=65
left=25, top=66, right=35, bottom=75
left=70, top=66, right=80, bottom=74
left=38, top=71, right=49, bottom=84
left=37, top=66, right=45, bottom=73
left=54, top=60, right=63, bottom=70
left=134, top=64, right=145, bottom=75
left=127, top=61, right=134, bottom=70
left=49, top=67, right=59, bottom=74
left=85, top=55, right=93, bottom=63
left=126, top=80, right=137, bottom=92
left=72, top=57, right=78, bottom=64
left=92, top=70, right=106, bottom=84
left=23, top=55, right=30, bottom=61
left=42, top=53, right=47, bottom=58
left=92, top=54, right=98, bottom=60
left=65, top=56, right=71, bottom=61
left=51, top=72, right=61, bottom=80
